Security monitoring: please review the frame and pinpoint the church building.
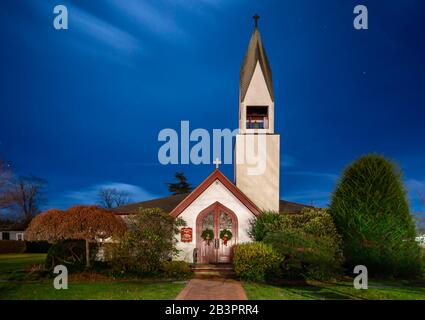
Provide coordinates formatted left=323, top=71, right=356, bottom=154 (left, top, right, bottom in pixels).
left=115, top=18, right=307, bottom=264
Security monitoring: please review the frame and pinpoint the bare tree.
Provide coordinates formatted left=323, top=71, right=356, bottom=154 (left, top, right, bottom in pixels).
left=6, top=176, right=47, bottom=222
left=98, top=188, right=131, bottom=209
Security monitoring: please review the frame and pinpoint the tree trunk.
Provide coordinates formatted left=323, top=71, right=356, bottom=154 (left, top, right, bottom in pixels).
left=85, top=239, right=90, bottom=268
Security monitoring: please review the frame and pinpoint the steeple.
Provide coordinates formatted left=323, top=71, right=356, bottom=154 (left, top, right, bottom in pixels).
left=235, top=16, right=280, bottom=213
left=240, top=16, right=273, bottom=103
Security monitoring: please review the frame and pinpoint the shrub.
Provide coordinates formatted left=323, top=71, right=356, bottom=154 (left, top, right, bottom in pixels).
left=264, top=230, right=343, bottom=280
left=25, top=241, right=52, bottom=253
left=330, top=154, right=423, bottom=277
left=249, top=208, right=344, bottom=280
left=161, top=261, right=192, bottom=279
left=248, top=211, right=281, bottom=241
left=233, top=242, right=283, bottom=281
left=250, top=208, right=341, bottom=243
left=108, top=207, right=186, bottom=275
left=0, top=240, right=26, bottom=254
left=45, top=240, right=96, bottom=272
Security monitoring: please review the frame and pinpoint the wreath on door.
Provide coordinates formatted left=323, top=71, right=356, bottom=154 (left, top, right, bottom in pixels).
left=220, top=229, right=233, bottom=246
left=201, top=229, right=214, bottom=245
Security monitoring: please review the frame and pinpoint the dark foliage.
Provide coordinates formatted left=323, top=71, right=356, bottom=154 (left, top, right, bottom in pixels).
left=167, top=172, right=192, bottom=195
left=45, top=240, right=96, bottom=272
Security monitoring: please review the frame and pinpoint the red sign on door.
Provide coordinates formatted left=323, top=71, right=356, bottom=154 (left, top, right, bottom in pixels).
left=180, top=227, right=192, bottom=243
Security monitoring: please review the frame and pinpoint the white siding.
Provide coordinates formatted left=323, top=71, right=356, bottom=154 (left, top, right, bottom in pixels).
left=175, top=179, right=256, bottom=263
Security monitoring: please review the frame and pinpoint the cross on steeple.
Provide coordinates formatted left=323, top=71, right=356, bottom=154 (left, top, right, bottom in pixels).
left=253, top=14, right=260, bottom=28
left=213, top=157, right=222, bottom=169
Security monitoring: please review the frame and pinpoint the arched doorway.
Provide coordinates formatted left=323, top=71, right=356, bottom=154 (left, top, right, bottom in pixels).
left=196, top=202, right=238, bottom=264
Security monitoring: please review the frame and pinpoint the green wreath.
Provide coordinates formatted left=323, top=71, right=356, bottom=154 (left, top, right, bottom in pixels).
left=201, top=229, right=214, bottom=241
left=220, top=229, right=233, bottom=241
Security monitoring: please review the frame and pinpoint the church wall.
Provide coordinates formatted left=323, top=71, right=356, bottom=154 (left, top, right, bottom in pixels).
left=235, top=134, right=280, bottom=212
left=174, top=180, right=256, bottom=263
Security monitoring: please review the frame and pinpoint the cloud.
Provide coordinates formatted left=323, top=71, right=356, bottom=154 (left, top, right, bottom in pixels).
left=406, top=179, right=425, bottom=192
left=52, top=182, right=157, bottom=209
left=21, top=1, right=143, bottom=64
left=70, top=6, right=141, bottom=54
left=106, top=0, right=189, bottom=41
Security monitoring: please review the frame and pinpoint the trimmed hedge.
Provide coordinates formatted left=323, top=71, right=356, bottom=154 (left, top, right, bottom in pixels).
left=233, top=242, right=283, bottom=281
left=0, top=240, right=26, bottom=254
left=25, top=241, right=52, bottom=253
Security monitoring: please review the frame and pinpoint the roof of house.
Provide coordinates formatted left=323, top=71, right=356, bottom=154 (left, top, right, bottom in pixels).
left=113, top=170, right=310, bottom=216
left=240, top=26, right=274, bottom=102
left=113, top=193, right=188, bottom=215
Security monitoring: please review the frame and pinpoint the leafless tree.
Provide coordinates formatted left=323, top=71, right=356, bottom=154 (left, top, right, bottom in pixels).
left=6, top=176, right=47, bottom=222
left=98, top=188, right=131, bottom=209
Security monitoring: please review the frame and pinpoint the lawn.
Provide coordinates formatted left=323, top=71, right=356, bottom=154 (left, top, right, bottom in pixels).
left=0, top=253, right=185, bottom=300
left=0, top=253, right=46, bottom=280
left=243, top=279, right=425, bottom=300
left=0, top=280, right=186, bottom=300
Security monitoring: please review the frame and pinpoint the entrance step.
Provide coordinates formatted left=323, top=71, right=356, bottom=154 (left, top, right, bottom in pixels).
left=191, top=264, right=236, bottom=278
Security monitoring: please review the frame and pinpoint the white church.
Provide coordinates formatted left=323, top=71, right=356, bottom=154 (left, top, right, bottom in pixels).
left=115, top=18, right=307, bottom=264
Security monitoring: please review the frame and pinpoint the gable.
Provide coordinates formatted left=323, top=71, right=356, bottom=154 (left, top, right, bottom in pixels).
left=170, top=169, right=260, bottom=218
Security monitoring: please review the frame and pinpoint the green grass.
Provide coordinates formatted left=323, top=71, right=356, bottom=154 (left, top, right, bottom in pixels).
left=0, top=280, right=186, bottom=300
left=243, top=280, right=425, bottom=300
left=0, top=253, right=185, bottom=300
left=0, top=253, right=46, bottom=280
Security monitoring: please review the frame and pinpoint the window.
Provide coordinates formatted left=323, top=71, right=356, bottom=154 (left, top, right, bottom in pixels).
left=2, top=232, right=10, bottom=240
left=16, top=233, right=24, bottom=241
left=246, top=106, right=268, bottom=129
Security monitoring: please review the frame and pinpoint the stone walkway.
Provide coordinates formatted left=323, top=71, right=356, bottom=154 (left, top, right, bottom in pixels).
left=175, top=278, right=248, bottom=300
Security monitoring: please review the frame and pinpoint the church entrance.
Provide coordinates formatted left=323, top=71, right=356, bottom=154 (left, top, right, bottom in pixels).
left=196, top=202, right=238, bottom=264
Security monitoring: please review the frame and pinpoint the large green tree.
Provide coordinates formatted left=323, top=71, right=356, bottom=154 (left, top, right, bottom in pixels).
left=330, top=154, right=423, bottom=277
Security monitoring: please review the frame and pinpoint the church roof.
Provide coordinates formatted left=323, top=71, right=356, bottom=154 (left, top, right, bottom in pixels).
left=113, top=193, right=188, bottom=215
left=240, top=26, right=274, bottom=102
left=113, top=170, right=311, bottom=216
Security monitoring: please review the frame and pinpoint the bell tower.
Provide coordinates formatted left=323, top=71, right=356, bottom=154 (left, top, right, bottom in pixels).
left=235, top=15, right=280, bottom=212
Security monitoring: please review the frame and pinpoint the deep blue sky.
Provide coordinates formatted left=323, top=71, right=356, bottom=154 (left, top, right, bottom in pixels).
left=1, top=0, right=424, bottom=215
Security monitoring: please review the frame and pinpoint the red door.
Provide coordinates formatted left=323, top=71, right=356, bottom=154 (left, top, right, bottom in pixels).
left=196, top=202, right=238, bottom=264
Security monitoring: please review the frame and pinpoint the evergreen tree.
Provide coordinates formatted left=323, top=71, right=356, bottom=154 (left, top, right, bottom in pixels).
left=167, top=172, right=192, bottom=195
left=330, top=154, right=423, bottom=277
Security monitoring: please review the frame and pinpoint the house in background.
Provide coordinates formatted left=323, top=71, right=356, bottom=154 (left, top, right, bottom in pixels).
left=0, top=230, right=25, bottom=241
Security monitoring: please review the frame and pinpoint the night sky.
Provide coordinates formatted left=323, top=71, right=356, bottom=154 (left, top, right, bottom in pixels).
left=1, top=0, right=424, bottom=216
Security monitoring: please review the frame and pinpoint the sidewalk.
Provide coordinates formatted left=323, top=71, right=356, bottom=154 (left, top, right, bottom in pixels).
left=175, top=278, right=248, bottom=300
